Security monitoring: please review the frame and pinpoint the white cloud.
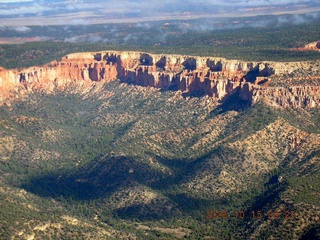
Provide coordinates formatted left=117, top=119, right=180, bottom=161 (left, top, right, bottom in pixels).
left=58, top=0, right=320, bottom=18
left=0, top=0, right=319, bottom=23
left=69, top=19, right=91, bottom=25
left=0, top=4, right=51, bottom=15
left=9, top=26, right=31, bottom=32
left=64, top=35, right=104, bottom=43
left=0, top=0, right=32, bottom=2
left=185, top=0, right=315, bottom=6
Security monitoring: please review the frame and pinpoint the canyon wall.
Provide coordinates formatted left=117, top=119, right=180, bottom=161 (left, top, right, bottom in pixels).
left=0, top=51, right=319, bottom=108
left=251, top=85, right=320, bottom=108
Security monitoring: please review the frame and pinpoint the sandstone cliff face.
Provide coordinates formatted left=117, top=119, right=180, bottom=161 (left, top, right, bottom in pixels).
left=290, top=41, right=320, bottom=52
left=0, top=68, right=19, bottom=102
left=304, top=41, right=320, bottom=51
left=0, top=51, right=319, bottom=108
left=251, top=85, right=320, bottom=108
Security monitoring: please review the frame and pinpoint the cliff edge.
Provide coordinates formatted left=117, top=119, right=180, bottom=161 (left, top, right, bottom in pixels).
left=0, top=51, right=319, bottom=108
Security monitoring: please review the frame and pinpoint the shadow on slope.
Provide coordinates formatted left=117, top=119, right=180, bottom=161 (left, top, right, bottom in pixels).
left=18, top=154, right=205, bottom=221
left=299, top=225, right=320, bottom=240
left=211, top=92, right=251, bottom=115
left=21, top=155, right=167, bottom=201
left=115, top=192, right=215, bottom=221
left=247, top=181, right=288, bottom=214
left=20, top=152, right=234, bottom=220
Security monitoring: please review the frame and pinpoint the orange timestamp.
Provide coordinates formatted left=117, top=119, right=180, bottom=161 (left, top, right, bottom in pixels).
left=205, top=209, right=295, bottom=220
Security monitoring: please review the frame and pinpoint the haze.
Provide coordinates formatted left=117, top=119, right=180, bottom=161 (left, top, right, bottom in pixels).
left=1, top=0, right=320, bottom=26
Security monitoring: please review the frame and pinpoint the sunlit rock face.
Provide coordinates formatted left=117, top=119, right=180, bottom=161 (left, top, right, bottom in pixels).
left=251, top=86, right=320, bottom=108
left=0, top=50, right=319, bottom=108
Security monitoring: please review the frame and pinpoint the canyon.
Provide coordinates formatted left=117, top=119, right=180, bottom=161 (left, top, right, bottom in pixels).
left=1, top=50, right=320, bottom=240
left=0, top=50, right=319, bottom=108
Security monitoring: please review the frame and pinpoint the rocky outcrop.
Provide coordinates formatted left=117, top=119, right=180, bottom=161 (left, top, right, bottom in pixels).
left=0, top=51, right=319, bottom=108
left=291, top=41, right=320, bottom=52
left=0, top=68, right=19, bottom=102
left=304, top=41, right=320, bottom=51
left=251, top=85, right=320, bottom=108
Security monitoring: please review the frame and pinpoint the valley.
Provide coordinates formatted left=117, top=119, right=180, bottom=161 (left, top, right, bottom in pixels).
left=0, top=49, right=319, bottom=239
left=0, top=6, right=320, bottom=239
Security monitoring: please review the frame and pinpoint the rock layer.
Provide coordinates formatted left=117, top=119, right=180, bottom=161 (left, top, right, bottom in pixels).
left=251, top=85, right=320, bottom=108
left=0, top=51, right=319, bottom=108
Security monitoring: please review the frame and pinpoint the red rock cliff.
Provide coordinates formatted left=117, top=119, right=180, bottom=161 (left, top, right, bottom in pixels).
left=250, top=85, right=320, bottom=108
left=0, top=51, right=319, bottom=108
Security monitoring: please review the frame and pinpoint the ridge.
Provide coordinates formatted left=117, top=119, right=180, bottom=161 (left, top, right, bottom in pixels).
left=0, top=50, right=319, bottom=108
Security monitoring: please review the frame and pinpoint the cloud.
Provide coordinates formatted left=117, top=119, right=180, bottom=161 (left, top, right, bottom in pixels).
left=56, top=0, right=320, bottom=24
left=184, top=0, right=317, bottom=7
left=123, top=34, right=138, bottom=43
left=135, top=23, right=152, bottom=29
left=10, top=26, right=31, bottom=32
left=1, top=1, right=319, bottom=17
left=69, top=19, right=91, bottom=25
left=0, top=0, right=32, bottom=2
left=174, top=11, right=320, bottom=33
left=277, top=16, right=290, bottom=24
left=0, top=25, right=32, bottom=33
left=1, top=0, right=319, bottom=28
left=64, top=34, right=105, bottom=43
left=276, top=12, right=320, bottom=26
left=0, top=3, right=50, bottom=15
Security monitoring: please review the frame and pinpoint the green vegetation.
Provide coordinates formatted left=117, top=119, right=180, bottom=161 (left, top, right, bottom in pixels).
left=0, top=80, right=319, bottom=239
left=1, top=13, right=320, bottom=69
left=0, top=13, right=320, bottom=238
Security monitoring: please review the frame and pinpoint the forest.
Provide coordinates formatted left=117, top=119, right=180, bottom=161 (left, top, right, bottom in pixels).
left=1, top=13, right=320, bottom=69
left=0, top=11, right=320, bottom=240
